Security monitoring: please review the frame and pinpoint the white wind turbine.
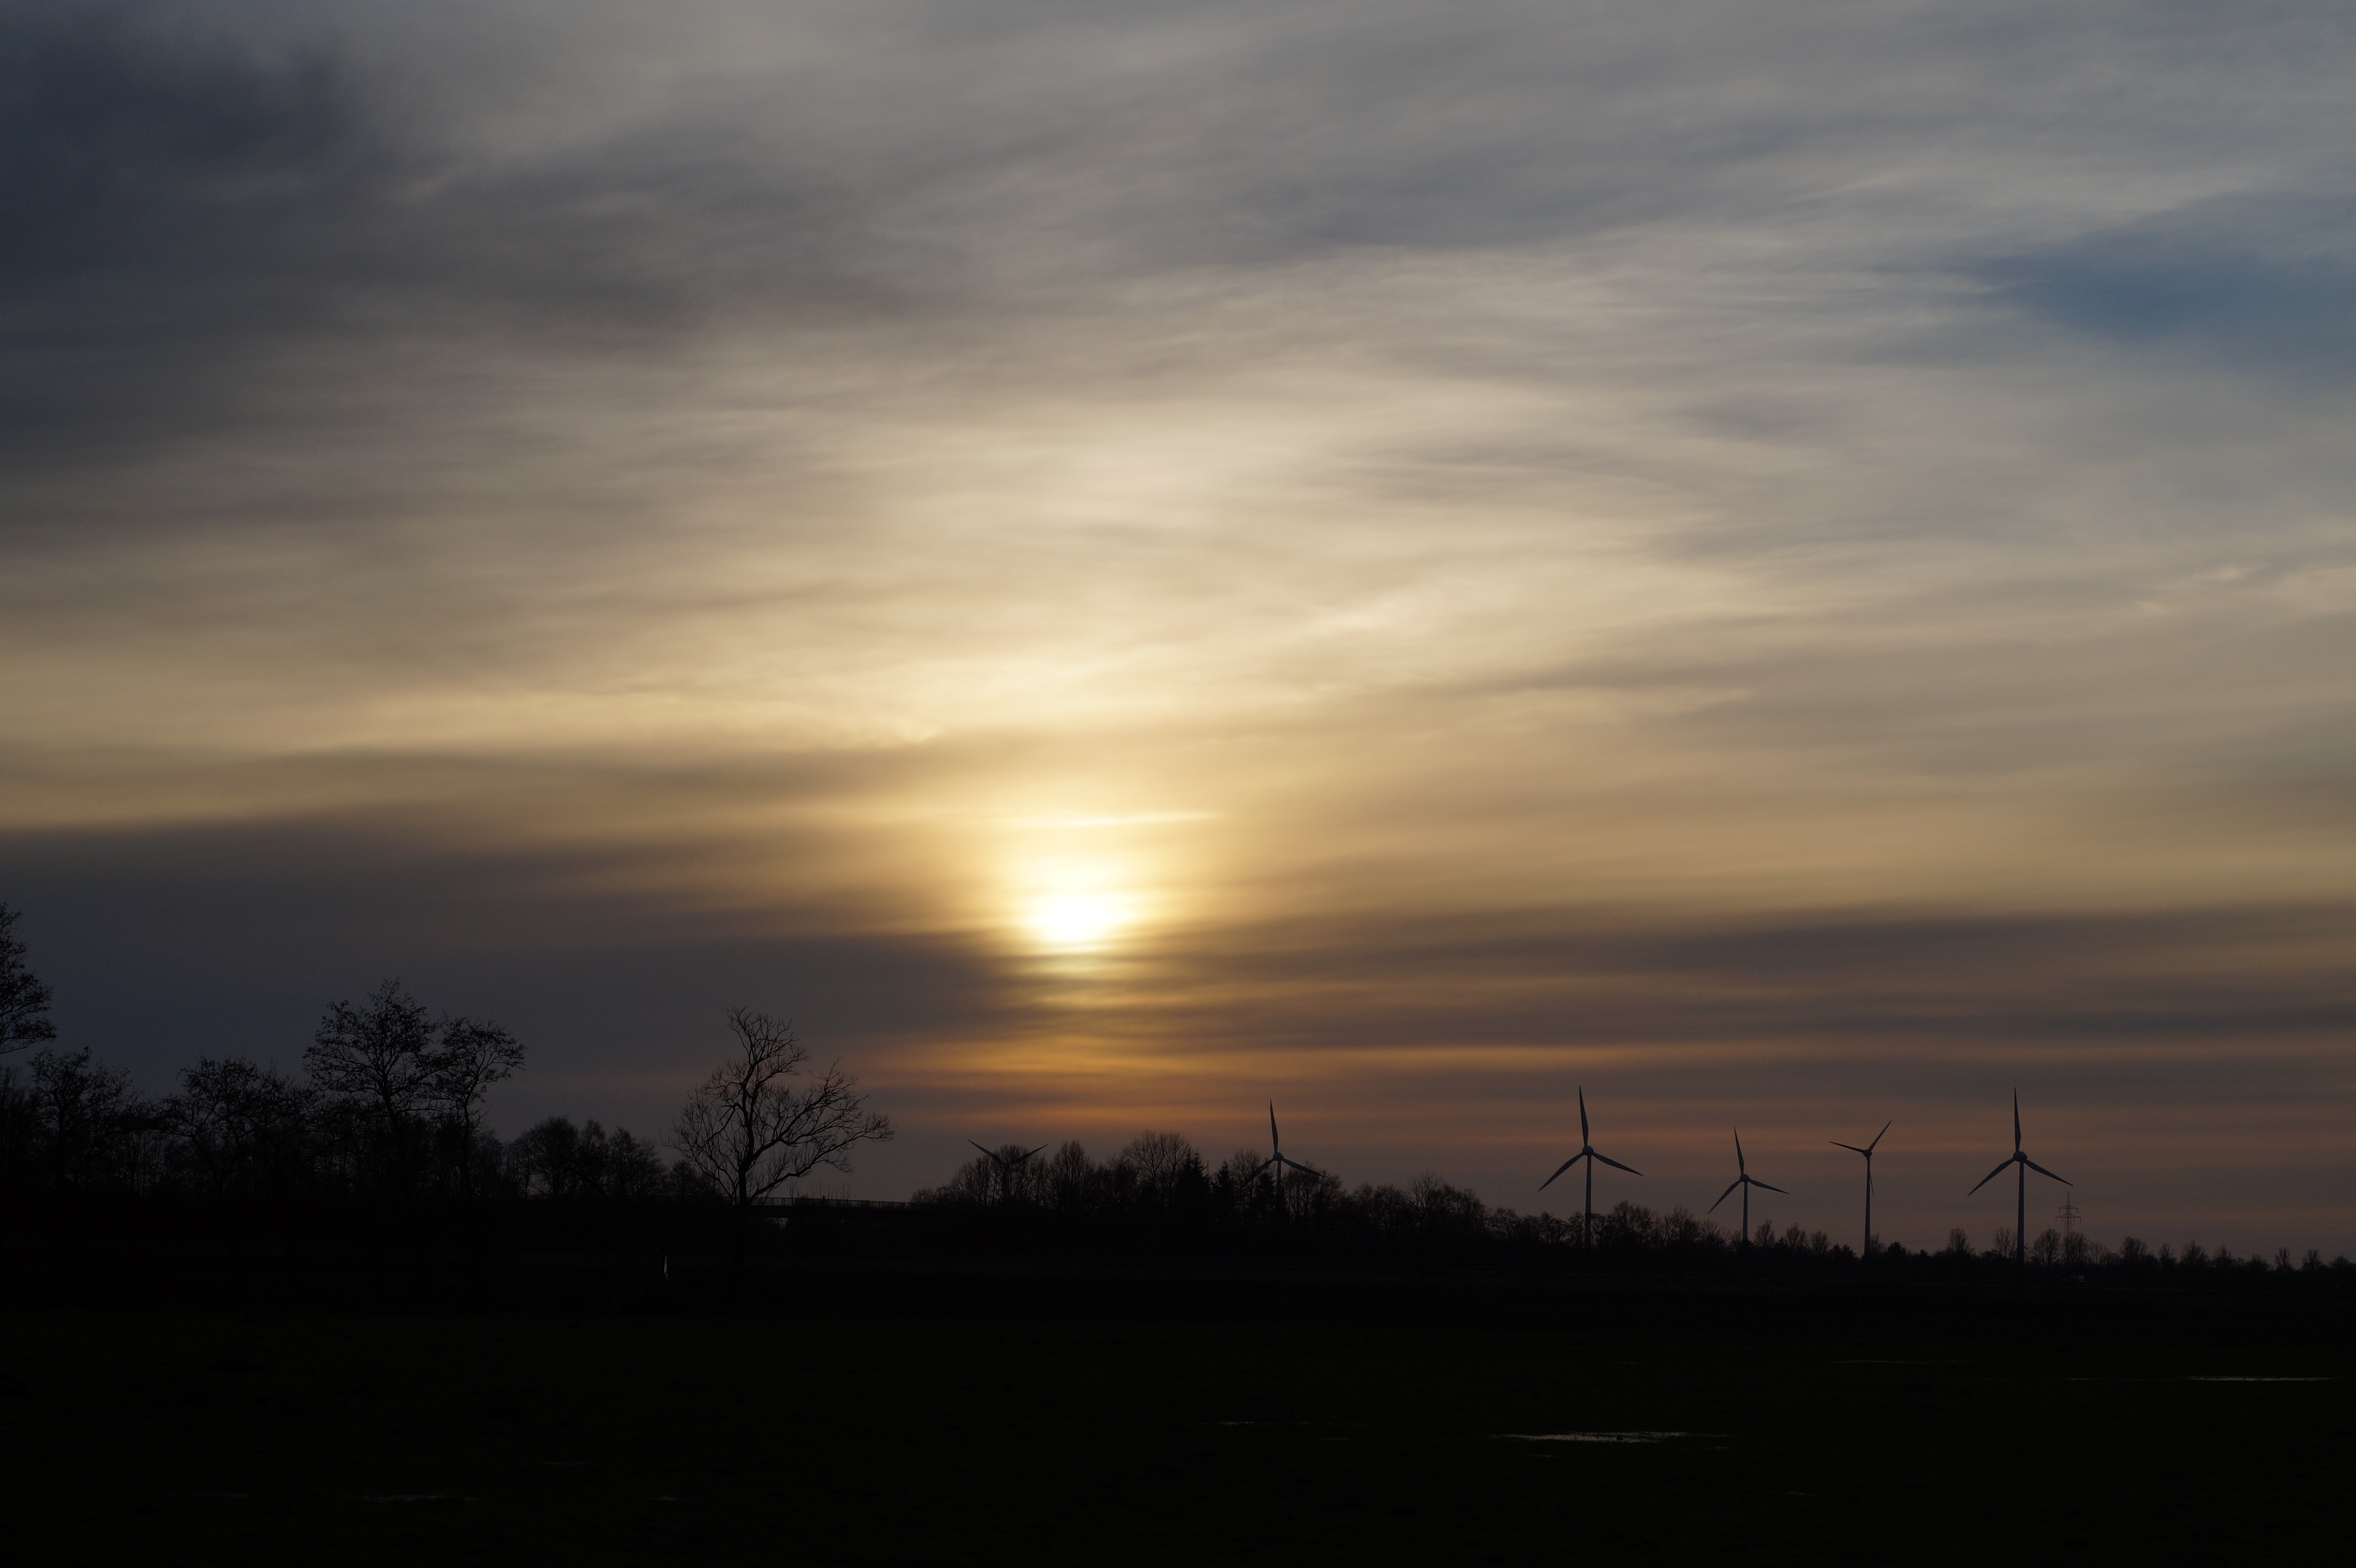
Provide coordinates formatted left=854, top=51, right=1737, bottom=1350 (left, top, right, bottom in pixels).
left=969, top=1141, right=1047, bottom=1206
left=1709, top=1128, right=1787, bottom=1246
left=1539, top=1088, right=1641, bottom=1247
left=1830, top=1120, right=1891, bottom=1258
left=1260, top=1103, right=1323, bottom=1206
left=1967, top=1091, right=2069, bottom=1268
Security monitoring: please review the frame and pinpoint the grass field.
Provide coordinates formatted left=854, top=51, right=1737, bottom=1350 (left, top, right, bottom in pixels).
left=3, top=1263, right=2346, bottom=1563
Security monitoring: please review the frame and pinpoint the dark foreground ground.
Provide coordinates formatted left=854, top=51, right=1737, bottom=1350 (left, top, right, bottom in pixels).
left=2, top=1261, right=2347, bottom=1565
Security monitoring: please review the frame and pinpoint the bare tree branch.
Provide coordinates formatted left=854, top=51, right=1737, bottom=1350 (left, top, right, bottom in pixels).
left=671, top=1008, right=893, bottom=1264
left=305, top=977, right=437, bottom=1194
left=0, top=904, right=59, bottom=1058
left=430, top=1015, right=524, bottom=1200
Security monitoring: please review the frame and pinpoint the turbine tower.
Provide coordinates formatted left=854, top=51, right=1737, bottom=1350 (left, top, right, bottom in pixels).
left=1830, top=1120, right=1891, bottom=1258
left=968, top=1140, right=1047, bottom=1206
left=1539, top=1088, right=1640, bottom=1247
left=1259, top=1103, right=1322, bottom=1206
left=1966, top=1091, right=2070, bottom=1268
left=1708, top=1128, right=1787, bottom=1246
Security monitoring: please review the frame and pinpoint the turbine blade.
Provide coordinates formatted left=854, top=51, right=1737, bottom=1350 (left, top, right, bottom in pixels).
left=1579, top=1087, right=1590, bottom=1144
left=1830, top=1142, right=1867, bottom=1155
left=2013, top=1091, right=2021, bottom=1153
left=1733, top=1127, right=1745, bottom=1172
left=1591, top=1151, right=1643, bottom=1176
left=1270, top=1102, right=1280, bottom=1148
left=1966, top=1156, right=2016, bottom=1195
left=1867, top=1120, right=1891, bottom=1154
left=1539, top=1153, right=1583, bottom=1191
left=1024, top=1144, right=1048, bottom=1161
left=1709, top=1178, right=1742, bottom=1213
left=2021, top=1157, right=2071, bottom=1185
left=1751, top=1180, right=1790, bottom=1195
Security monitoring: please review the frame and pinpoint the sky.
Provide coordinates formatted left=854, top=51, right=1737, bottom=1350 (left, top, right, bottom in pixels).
left=4, top=0, right=2354, bottom=1252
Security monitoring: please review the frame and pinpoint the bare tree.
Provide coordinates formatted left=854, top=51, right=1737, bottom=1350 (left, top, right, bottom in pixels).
left=1046, top=1140, right=1099, bottom=1210
left=28, top=1046, right=162, bottom=1240
left=0, top=904, right=58, bottom=1059
left=429, top=1016, right=523, bottom=1200
left=509, top=1115, right=586, bottom=1198
left=169, top=1056, right=315, bottom=1204
left=306, top=978, right=437, bottom=1195
left=582, top=1121, right=669, bottom=1201
left=912, top=1148, right=1000, bottom=1207
left=671, top=1008, right=893, bottom=1269
left=1118, top=1130, right=1200, bottom=1206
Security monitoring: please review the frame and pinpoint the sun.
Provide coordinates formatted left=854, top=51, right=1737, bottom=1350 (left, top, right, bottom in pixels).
left=1020, top=889, right=1135, bottom=951
left=1001, top=815, right=1195, bottom=957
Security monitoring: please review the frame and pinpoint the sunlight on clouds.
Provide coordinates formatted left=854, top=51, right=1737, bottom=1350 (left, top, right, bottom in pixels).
left=1012, top=854, right=1148, bottom=955
left=1020, top=888, right=1137, bottom=951
left=6, top=0, right=2356, bottom=1247
left=994, top=805, right=1215, bottom=956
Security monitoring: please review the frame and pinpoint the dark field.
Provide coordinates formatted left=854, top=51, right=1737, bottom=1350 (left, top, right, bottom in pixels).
left=3, top=1265, right=2347, bottom=1565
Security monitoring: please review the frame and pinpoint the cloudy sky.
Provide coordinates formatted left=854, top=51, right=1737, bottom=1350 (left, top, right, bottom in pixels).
left=6, top=0, right=2354, bottom=1250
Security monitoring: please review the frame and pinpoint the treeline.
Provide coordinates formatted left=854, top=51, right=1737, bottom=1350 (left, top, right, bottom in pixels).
left=6, top=904, right=2352, bottom=1296
left=0, top=905, right=894, bottom=1284
left=0, top=979, right=674, bottom=1214
left=916, top=1134, right=2356, bottom=1290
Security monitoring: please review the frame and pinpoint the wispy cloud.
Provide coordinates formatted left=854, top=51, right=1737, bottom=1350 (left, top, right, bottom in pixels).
left=5, top=0, right=2355, bottom=1249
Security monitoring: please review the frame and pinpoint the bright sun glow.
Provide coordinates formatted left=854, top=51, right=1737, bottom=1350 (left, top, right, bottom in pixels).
left=1021, top=889, right=1136, bottom=951
left=1004, top=817, right=1187, bottom=955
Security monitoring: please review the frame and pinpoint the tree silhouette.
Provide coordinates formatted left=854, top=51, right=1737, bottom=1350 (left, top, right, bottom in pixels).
left=430, top=1016, right=523, bottom=1201
left=1118, top=1130, right=1202, bottom=1207
left=671, top=1008, right=892, bottom=1271
left=307, top=978, right=437, bottom=1197
left=580, top=1120, right=668, bottom=1201
left=0, top=904, right=58, bottom=1059
left=510, top=1115, right=586, bottom=1198
left=169, top=1056, right=315, bottom=1205
left=27, top=1046, right=162, bottom=1255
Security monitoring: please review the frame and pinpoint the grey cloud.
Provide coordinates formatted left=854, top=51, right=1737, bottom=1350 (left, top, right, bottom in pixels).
left=12, top=0, right=2353, bottom=483
left=1977, top=192, right=2356, bottom=381
left=0, top=803, right=1029, bottom=1110
left=11, top=794, right=2350, bottom=1119
left=10, top=0, right=2356, bottom=1241
left=1132, top=903, right=2356, bottom=1055
left=0, top=2, right=922, bottom=470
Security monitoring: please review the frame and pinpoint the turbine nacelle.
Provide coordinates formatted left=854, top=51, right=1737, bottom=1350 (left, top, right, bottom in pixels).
left=1832, top=1120, right=1892, bottom=1258
left=969, top=1140, right=1049, bottom=1204
left=969, top=1140, right=1048, bottom=1171
left=1830, top=1120, right=1891, bottom=1161
left=1968, top=1091, right=2071, bottom=1269
left=1538, top=1087, right=1640, bottom=1249
left=1966, top=1151, right=2070, bottom=1195
left=1539, top=1087, right=1642, bottom=1190
left=1966, top=1093, right=2071, bottom=1196
left=1708, top=1128, right=1789, bottom=1227
left=1261, top=1103, right=1325, bottom=1185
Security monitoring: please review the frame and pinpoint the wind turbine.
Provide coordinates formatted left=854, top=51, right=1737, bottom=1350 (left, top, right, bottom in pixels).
left=1259, top=1103, right=1322, bottom=1206
left=1830, top=1120, right=1892, bottom=1258
left=1539, top=1088, right=1641, bottom=1247
left=1708, top=1128, right=1787, bottom=1246
left=1966, top=1091, right=2069, bottom=1268
left=969, top=1140, right=1047, bottom=1206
